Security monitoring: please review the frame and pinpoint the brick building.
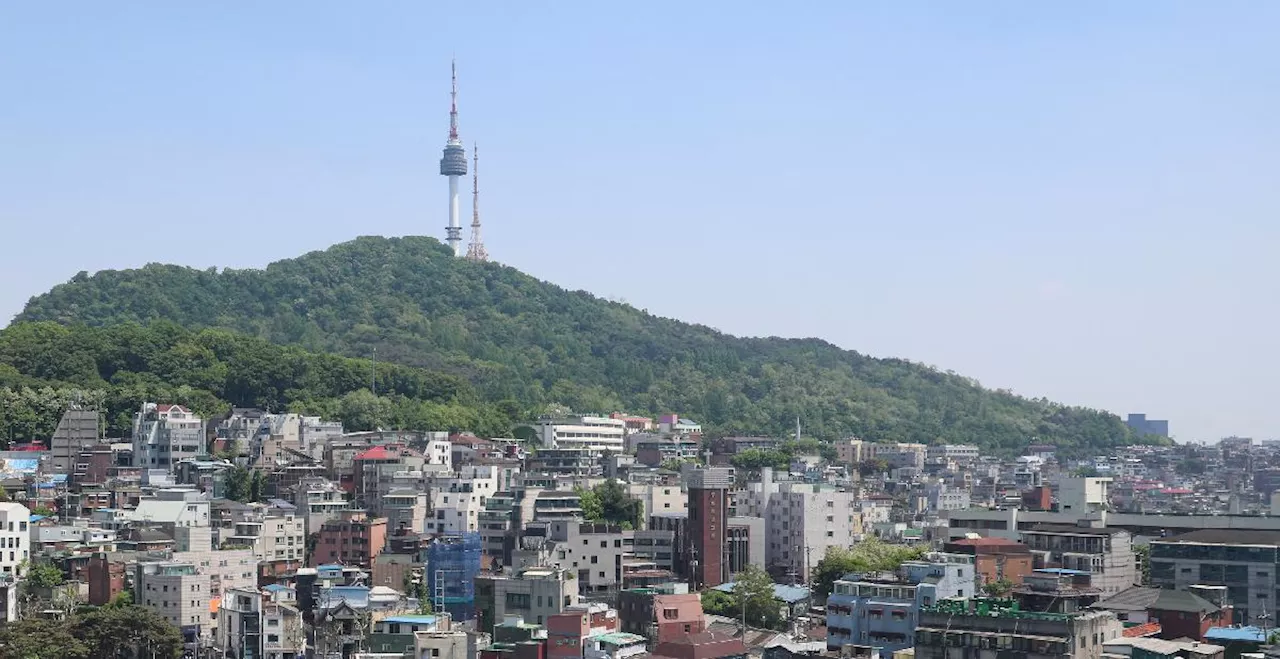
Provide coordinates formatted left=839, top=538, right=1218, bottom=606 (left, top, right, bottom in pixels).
left=943, top=537, right=1035, bottom=587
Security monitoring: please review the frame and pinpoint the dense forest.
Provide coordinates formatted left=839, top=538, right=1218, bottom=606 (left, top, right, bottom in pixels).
left=0, top=321, right=519, bottom=442
left=13, top=235, right=1167, bottom=455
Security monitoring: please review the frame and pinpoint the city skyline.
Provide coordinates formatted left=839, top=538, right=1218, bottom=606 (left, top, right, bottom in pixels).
left=3, top=2, right=1279, bottom=442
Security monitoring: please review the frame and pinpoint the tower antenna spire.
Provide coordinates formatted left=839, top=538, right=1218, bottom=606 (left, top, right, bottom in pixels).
left=466, top=144, right=489, bottom=262
left=440, top=59, right=467, bottom=256
left=448, top=58, right=460, bottom=143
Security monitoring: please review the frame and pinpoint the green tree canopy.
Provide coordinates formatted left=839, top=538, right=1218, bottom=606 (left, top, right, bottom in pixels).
left=10, top=236, right=1165, bottom=456
left=729, top=565, right=787, bottom=631
left=810, top=539, right=927, bottom=601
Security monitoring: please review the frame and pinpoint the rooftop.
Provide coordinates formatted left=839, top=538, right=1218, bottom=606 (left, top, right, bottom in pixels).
left=1022, top=524, right=1126, bottom=536
left=1157, top=529, right=1280, bottom=545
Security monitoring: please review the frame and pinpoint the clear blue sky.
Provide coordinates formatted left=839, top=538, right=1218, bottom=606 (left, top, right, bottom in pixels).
left=3, top=2, right=1277, bottom=442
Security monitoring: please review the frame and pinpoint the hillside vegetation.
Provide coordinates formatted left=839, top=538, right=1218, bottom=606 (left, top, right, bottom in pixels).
left=14, top=236, right=1161, bottom=455
left=0, top=321, right=516, bottom=441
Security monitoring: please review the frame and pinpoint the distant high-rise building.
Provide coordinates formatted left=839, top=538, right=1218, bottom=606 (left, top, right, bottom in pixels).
left=687, top=467, right=733, bottom=589
left=1126, top=413, right=1169, bottom=438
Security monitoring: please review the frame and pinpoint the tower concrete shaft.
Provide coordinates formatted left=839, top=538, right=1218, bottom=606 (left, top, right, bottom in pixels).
left=466, top=144, right=489, bottom=262
left=439, top=59, right=467, bottom=256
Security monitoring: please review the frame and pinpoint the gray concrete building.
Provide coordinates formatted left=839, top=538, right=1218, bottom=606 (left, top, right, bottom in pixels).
left=1020, top=522, right=1136, bottom=597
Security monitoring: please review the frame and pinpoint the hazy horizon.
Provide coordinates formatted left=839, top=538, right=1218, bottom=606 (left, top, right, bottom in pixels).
left=4, top=2, right=1278, bottom=442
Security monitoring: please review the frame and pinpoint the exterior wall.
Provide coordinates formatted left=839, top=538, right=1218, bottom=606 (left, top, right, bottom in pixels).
left=475, top=570, right=579, bottom=632
left=172, top=548, right=257, bottom=598
left=0, top=504, right=30, bottom=577
left=311, top=511, right=387, bottom=567
left=538, top=416, right=626, bottom=452
left=914, top=610, right=1122, bottom=659
left=1021, top=528, right=1135, bottom=597
left=689, top=468, right=731, bottom=589
left=50, top=409, right=99, bottom=475
left=1059, top=478, right=1112, bottom=515
left=414, top=631, right=469, bottom=659
left=627, top=483, right=686, bottom=522
left=132, top=403, right=203, bottom=470
left=826, top=555, right=974, bottom=657
left=137, top=562, right=211, bottom=639
left=836, top=439, right=864, bottom=465
left=1149, top=540, right=1276, bottom=624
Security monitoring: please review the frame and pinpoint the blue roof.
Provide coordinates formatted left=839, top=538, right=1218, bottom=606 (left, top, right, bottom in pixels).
left=28, top=515, right=46, bottom=522
left=1206, top=626, right=1266, bottom=642
left=713, top=582, right=811, bottom=603
left=264, top=584, right=293, bottom=592
left=382, top=615, right=438, bottom=625
left=1034, top=568, right=1090, bottom=576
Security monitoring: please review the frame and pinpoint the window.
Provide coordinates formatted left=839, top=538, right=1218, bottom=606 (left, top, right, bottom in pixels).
left=663, top=608, right=679, bottom=620
left=267, top=634, right=279, bottom=643
left=591, top=556, right=598, bottom=564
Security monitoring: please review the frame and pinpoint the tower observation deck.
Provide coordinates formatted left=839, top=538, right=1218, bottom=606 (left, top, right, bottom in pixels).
left=440, top=60, right=467, bottom=256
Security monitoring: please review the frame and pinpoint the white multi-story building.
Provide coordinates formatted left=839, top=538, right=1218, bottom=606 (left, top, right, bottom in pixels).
left=538, top=415, right=626, bottom=452
left=627, top=483, right=686, bottom=522
left=133, top=403, right=204, bottom=470
left=172, top=548, right=257, bottom=600
left=224, top=512, right=306, bottom=566
left=0, top=504, right=30, bottom=577
left=429, top=465, right=501, bottom=534
left=926, top=444, right=980, bottom=463
left=738, top=468, right=861, bottom=578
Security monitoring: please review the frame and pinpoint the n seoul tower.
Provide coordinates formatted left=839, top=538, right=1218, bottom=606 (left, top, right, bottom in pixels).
left=439, top=59, right=467, bottom=257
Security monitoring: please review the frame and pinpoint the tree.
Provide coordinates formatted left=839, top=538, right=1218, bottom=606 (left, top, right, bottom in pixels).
left=1133, top=545, right=1150, bottom=586
left=249, top=469, right=266, bottom=502
left=74, top=603, right=184, bottom=659
left=700, top=589, right=736, bottom=617
left=982, top=579, right=1014, bottom=597
left=730, top=565, right=786, bottom=630
left=810, top=539, right=927, bottom=601
left=223, top=466, right=250, bottom=502
left=574, top=486, right=602, bottom=522
left=0, top=616, right=89, bottom=659
left=596, top=480, right=642, bottom=528
left=26, top=561, right=65, bottom=589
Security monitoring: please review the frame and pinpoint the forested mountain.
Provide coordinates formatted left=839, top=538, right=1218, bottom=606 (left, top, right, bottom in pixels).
left=14, top=235, right=1161, bottom=455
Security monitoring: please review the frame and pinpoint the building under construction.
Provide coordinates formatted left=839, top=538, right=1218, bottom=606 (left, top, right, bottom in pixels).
left=426, top=532, right=481, bottom=621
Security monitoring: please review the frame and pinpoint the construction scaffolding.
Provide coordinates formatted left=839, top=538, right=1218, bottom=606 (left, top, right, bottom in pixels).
left=426, top=532, right=481, bottom=621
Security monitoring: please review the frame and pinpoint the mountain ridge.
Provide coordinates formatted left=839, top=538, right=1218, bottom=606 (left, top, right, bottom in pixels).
left=14, top=235, right=1159, bottom=455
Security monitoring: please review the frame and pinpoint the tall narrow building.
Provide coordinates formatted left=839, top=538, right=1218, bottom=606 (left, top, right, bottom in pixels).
left=465, top=144, right=488, bottom=262
left=687, top=467, right=734, bottom=589
left=439, top=59, right=467, bottom=256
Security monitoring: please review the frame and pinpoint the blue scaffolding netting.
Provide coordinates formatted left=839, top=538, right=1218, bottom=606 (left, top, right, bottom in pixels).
left=426, top=532, right=481, bottom=621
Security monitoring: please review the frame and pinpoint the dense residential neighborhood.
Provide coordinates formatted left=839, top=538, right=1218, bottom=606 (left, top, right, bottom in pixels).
left=0, top=403, right=1278, bottom=659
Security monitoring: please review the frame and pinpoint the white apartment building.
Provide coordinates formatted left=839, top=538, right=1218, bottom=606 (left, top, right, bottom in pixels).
left=425, top=436, right=452, bottom=469
left=926, top=444, right=981, bottom=463
left=225, top=513, right=306, bottom=566
left=627, top=483, right=686, bottom=523
left=429, top=466, right=501, bottom=534
left=136, top=560, right=212, bottom=638
left=538, top=415, right=626, bottom=452
left=737, top=468, right=861, bottom=578
left=0, top=504, right=30, bottom=576
left=133, top=403, right=204, bottom=470
left=172, top=548, right=257, bottom=599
